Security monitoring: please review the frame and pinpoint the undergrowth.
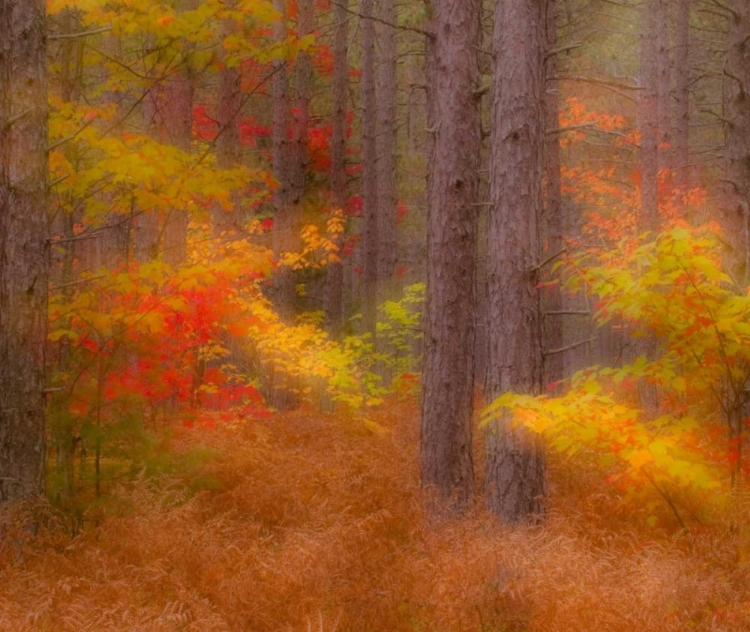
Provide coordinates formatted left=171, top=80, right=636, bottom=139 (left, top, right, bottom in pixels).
left=1, top=402, right=749, bottom=631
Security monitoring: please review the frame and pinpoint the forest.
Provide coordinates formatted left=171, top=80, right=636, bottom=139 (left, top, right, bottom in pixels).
left=1, top=0, right=750, bottom=629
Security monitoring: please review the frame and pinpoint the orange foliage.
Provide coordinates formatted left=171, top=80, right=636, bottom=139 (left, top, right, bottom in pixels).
left=2, top=403, right=750, bottom=631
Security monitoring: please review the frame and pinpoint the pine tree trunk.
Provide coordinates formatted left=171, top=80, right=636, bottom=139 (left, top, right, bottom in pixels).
left=420, top=0, right=482, bottom=515
left=723, top=1, right=750, bottom=283
left=162, top=0, right=196, bottom=267
left=639, top=0, right=660, bottom=232
left=656, top=0, right=672, bottom=173
left=325, top=0, right=349, bottom=340
left=674, top=0, right=690, bottom=193
left=360, top=0, right=379, bottom=337
left=215, top=2, right=243, bottom=234
left=0, top=0, right=49, bottom=504
left=543, top=0, right=564, bottom=389
left=485, top=0, right=547, bottom=524
left=272, top=0, right=295, bottom=322
left=376, top=0, right=398, bottom=288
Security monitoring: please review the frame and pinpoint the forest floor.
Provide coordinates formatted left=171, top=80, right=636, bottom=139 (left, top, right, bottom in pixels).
left=0, top=401, right=749, bottom=631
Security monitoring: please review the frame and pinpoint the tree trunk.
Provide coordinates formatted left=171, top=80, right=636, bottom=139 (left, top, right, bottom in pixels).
left=420, top=0, right=482, bottom=515
left=291, top=0, right=313, bottom=206
left=639, top=0, right=660, bottom=232
left=656, top=0, right=671, bottom=173
left=325, top=0, right=349, bottom=339
left=360, top=0, right=379, bottom=337
left=162, top=0, right=196, bottom=267
left=272, top=0, right=295, bottom=322
left=376, top=0, right=398, bottom=288
left=543, top=0, right=564, bottom=389
left=722, top=1, right=750, bottom=284
left=215, top=2, right=243, bottom=234
left=0, top=0, right=49, bottom=504
left=485, top=0, right=547, bottom=524
left=674, top=0, right=690, bottom=193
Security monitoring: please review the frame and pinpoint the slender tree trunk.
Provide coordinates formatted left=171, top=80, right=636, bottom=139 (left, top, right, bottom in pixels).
left=485, top=0, right=547, bottom=524
left=723, top=2, right=750, bottom=284
left=360, top=0, right=379, bottom=336
left=544, top=0, right=564, bottom=389
left=325, top=0, right=349, bottom=339
left=215, top=2, right=243, bottom=234
left=656, top=0, right=672, bottom=173
left=0, top=0, right=49, bottom=504
left=420, top=0, right=481, bottom=515
left=291, top=0, right=313, bottom=205
left=272, top=0, right=295, bottom=322
left=639, top=0, right=660, bottom=232
left=376, top=0, right=397, bottom=287
left=162, top=0, right=196, bottom=267
left=674, top=0, right=690, bottom=193
left=53, top=8, right=86, bottom=503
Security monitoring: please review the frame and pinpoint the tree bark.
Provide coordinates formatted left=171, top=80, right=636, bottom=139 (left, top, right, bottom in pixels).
left=162, top=0, right=196, bottom=267
left=674, top=0, right=690, bottom=193
left=360, top=0, right=379, bottom=337
left=543, top=0, right=564, bottom=389
left=325, top=0, right=349, bottom=339
left=376, top=0, right=398, bottom=287
left=639, top=0, right=660, bottom=232
left=272, top=0, right=295, bottom=322
left=723, top=1, right=750, bottom=284
left=485, top=0, right=547, bottom=524
left=420, top=0, right=482, bottom=515
left=215, top=1, right=243, bottom=234
left=0, top=0, right=49, bottom=504
left=656, top=0, right=671, bottom=173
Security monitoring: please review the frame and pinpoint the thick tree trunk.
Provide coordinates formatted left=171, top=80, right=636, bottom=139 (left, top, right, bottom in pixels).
left=723, top=2, right=750, bottom=283
left=674, top=0, right=690, bottom=193
left=543, top=0, right=564, bottom=389
left=360, top=0, right=379, bottom=336
left=420, top=0, right=481, bottom=515
left=376, top=0, right=398, bottom=288
left=0, top=0, right=49, bottom=504
left=639, top=0, right=660, bottom=232
left=325, top=0, right=349, bottom=339
left=485, top=0, right=547, bottom=524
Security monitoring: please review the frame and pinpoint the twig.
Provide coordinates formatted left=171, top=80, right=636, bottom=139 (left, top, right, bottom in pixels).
left=546, top=122, right=597, bottom=135
left=544, top=337, right=597, bottom=357
left=531, top=248, right=567, bottom=272
left=641, top=466, right=687, bottom=530
left=47, top=120, right=94, bottom=152
left=4, top=108, right=33, bottom=128
left=330, top=0, right=433, bottom=38
left=48, top=26, right=112, bottom=41
left=546, top=41, right=583, bottom=58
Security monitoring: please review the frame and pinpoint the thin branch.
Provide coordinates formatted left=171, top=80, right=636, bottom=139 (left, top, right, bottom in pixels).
left=531, top=248, right=567, bottom=272
left=330, top=0, right=433, bottom=38
left=47, top=120, right=94, bottom=152
left=641, top=467, right=687, bottom=530
left=48, top=26, right=112, bottom=41
left=546, top=41, right=583, bottom=58
left=544, top=337, right=598, bottom=357
left=4, top=108, right=33, bottom=128
left=546, top=122, right=597, bottom=135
